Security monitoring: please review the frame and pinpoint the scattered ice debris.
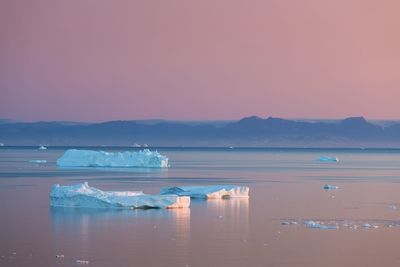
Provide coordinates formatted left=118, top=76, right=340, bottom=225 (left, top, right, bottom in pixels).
left=76, top=259, right=89, bottom=265
left=281, top=219, right=397, bottom=230
left=281, top=221, right=298, bottom=226
left=305, top=220, right=338, bottom=230
left=50, top=182, right=190, bottom=209
left=362, top=224, right=379, bottom=229
left=29, top=159, right=47, bottom=164
left=323, top=184, right=339, bottom=190
left=160, top=185, right=249, bottom=199
left=317, top=156, right=339, bottom=162
left=55, top=254, right=64, bottom=259
left=56, top=149, right=168, bottom=168
left=39, top=145, right=47, bottom=150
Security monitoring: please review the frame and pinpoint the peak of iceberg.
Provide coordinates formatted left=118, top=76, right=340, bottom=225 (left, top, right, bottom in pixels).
left=50, top=182, right=190, bottom=209
left=160, top=185, right=249, bottom=199
left=56, top=149, right=169, bottom=168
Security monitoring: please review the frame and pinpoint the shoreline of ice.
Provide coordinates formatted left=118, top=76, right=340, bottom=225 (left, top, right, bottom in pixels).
left=50, top=182, right=190, bottom=209
left=56, top=149, right=169, bottom=168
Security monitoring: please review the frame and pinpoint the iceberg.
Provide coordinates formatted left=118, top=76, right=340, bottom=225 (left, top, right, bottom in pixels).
left=160, top=185, right=249, bottom=199
left=39, top=145, right=47, bottom=150
left=317, top=156, right=339, bottom=162
left=323, top=184, right=339, bottom=190
left=56, top=149, right=168, bottom=168
left=50, top=182, right=190, bottom=209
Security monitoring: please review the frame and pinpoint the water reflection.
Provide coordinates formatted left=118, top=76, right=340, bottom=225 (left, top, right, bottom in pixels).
left=205, top=198, right=249, bottom=232
left=49, top=207, right=191, bottom=264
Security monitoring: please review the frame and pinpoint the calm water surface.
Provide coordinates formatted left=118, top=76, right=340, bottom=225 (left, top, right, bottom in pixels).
left=1, top=147, right=400, bottom=266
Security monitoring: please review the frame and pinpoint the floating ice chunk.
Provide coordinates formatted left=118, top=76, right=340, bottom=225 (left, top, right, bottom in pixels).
left=304, top=220, right=338, bottom=230
left=50, top=182, right=189, bottom=209
left=56, top=149, right=168, bottom=168
left=39, top=145, right=47, bottom=150
left=317, top=156, right=339, bottom=162
left=160, top=185, right=249, bottom=199
left=29, top=159, right=47, bottom=164
left=76, top=260, right=89, bottom=264
left=323, top=184, right=339, bottom=190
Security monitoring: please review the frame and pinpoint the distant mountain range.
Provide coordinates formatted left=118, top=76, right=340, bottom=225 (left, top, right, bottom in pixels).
left=1, top=116, right=400, bottom=147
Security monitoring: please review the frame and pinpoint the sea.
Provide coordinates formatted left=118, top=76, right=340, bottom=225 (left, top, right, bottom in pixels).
left=1, top=147, right=400, bottom=267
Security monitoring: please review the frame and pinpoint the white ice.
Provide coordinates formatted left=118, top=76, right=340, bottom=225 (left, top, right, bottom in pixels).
left=39, top=145, right=47, bottom=150
left=317, top=156, right=339, bottom=162
left=160, top=185, right=249, bottom=199
left=56, top=149, right=169, bottom=168
left=50, top=182, right=190, bottom=209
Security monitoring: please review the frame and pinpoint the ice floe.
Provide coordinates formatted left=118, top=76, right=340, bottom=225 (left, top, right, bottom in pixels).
left=56, top=149, right=168, bottom=168
left=160, top=185, right=249, bottom=199
left=317, top=156, right=339, bottom=162
left=304, top=220, right=338, bottom=230
left=29, top=159, right=47, bottom=164
left=280, top=219, right=395, bottom=230
left=39, top=145, right=47, bottom=150
left=323, top=184, right=339, bottom=190
left=50, top=182, right=190, bottom=209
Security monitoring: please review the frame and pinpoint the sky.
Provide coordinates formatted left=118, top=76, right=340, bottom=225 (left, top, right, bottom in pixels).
left=1, top=0, right=400, bottom=122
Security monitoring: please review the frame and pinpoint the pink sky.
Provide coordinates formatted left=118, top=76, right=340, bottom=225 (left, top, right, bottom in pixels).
left=1, top=0, right=400, bottom=122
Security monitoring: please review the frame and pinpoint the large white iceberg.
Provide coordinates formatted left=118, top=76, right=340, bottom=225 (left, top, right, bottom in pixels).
left=50, top=182, right=190, bottom=209
left=317, top=156, right=339, bottom=162
left=160, top=185, right=249, bottom=199
left=56, top=149, right=168, bottom=168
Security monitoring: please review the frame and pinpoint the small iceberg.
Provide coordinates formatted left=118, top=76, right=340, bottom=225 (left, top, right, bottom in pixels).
left=160, top=185, right=249, bottom=199
left=39, top=145, right=47, bottom=150
left=56, top=149, right=168, bottom=168
left=317, top=156, right=339, bottom=162
left=323, top=184, right=339, bottom=190
left=305, top=220, right=338, bottom=230
left=29, top=159, right=47, bottom=164
left=50, top=182, right=190, bottom=209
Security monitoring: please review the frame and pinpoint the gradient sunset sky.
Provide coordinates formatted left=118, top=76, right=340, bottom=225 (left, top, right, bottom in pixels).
left=1, top=0, right=400, bottom=122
